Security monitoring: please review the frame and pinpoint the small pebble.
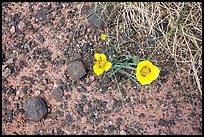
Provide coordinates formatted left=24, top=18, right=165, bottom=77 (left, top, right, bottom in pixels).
left=18, top=21, right=26, bottom=31
left=158, top=119, right=166, bottom=126
left=35, top=90, right=41, bottom=96
left=10, top=26, right=16, bottom=34
left=66, top=113, right=73, bottom=123
left=2, top=86, right=7, bottom=93
left=2, top=68, right=11, bottom=77
left=120, top=130, right=127, bottom=135
left=44, top=118, right=52, bottom=125
left=8, top=87, right=15, bottom=95
left=5, top=58, right=14, bottom=64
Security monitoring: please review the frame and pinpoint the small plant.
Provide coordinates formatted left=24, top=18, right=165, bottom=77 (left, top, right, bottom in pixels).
left=93, top=34, right=161, bottom=105
left=89, top=2, right=202, bottom=95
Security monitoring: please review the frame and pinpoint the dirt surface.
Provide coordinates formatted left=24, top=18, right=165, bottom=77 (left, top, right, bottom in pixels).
left=2, top=2, right=202, bottom=135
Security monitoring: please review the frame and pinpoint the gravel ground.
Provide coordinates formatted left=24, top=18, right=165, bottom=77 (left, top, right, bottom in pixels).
left=2, top=2, right=202, bottom=135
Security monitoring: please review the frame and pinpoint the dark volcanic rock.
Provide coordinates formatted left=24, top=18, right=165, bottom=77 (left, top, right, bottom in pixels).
left=23, top=96, right=47, bottom=121
left=36, top=9, right=47, bottom=21
left=158, top=119, right=166, bottom=126
left=4, top=109, right=13, bottom=122
left=52, top=87, right=64, bottom=102
left=66, top=113, right=73, bottom=123
left=67, top=61, right=86, bottom=81
left=76, top=104, right=84, bottom=117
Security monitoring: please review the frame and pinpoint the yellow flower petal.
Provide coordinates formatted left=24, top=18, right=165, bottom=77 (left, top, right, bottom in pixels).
left=104, top=61, right=112, bottom=72
left=100, top=34, right=106, bottom=40
left=94, top=53, right=101, bottom=61
left=136, top=60, right=160, bottom=85
left=136, top=73, right=153, bottom=85
left=93, top=63, right=104, bottom=76
left=100, top=54, right=107, bottom=62
left=149, top=65, right=160, bottom=80
left=94, top=53, right=106, bottom=62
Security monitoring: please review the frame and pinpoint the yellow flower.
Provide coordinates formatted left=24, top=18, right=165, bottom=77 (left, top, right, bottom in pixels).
left=93, top=53, right=112, bottom=76
left=100, top=34, right=106, bottom=40
left=136, top=60, right=160, bottom=85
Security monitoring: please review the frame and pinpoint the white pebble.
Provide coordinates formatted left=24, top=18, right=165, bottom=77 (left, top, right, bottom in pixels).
left=10, top=26, right=16, bottom=34
left=120, top=130, right=127, bottom=135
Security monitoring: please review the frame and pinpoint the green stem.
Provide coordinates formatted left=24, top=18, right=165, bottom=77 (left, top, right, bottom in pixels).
left=113, top=65, right=136, bottom=70
left=109, top=68, right=121, bottom=77
left=113, top=73, right=124, bottom=106
left=117, top=69, right=144, bottom=91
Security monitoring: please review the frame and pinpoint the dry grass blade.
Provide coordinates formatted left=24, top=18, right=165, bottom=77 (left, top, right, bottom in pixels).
left=191, top=60, right=202, bottom=96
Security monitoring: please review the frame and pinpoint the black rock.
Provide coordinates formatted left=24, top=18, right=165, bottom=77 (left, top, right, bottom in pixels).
left=56, top=2, right=63, bottom=9
left=158, top=119, right=166, bottom=126
left=116, top=117, right=123, bottom=126
left=167, top=119, right=175, bottom=127
left=46, top=15, right=52, bottom=24
left=23, top=96, right=47, bottom=121
left=18, top=108, right=25, bottom=114
left=30, top=78, right=36, bottom=85
left=87, top=103, right=94, bottom=113
left=55, top=10, right=61, bottom=16
left=112, top=98, right=122, bottom=112
left=100, top=86, right=107, bottom=94
left=172, top=99, right=177, bottom=106
left=66, top=84, right=72, bottom=92
left=4, top=109, right=13, bottom=122
left=52, top=87, right=64, bottom=102
left=60, top=83, right=67, bottom=91
left=45, top=3, right=52, bottom=11
left=2, top=53, right=7, bottom=63
left=100, top=100, right=108, bottom=109
left=58, top=17, right=65, bottom=27
left=57, top=128, right=64, bottom=135
left=28, top=4, right=33, bottom=12
left=79, top=86, right=87, bottom=93
left=138, top=113, right=145, bottom=118
left=66, top=113, right=73, bottom=123
left=59, top=111, right=64, bottom=117
left=11, top=13, right=20, bottom=26
left=95, top=116, right=103, bottom=125
left=81, top=95, right=87, bottom=103
left=61, top=120, right=66, bottom=127
left=8, top=87, right=15, bottom=95
left=36, top=70, right=44, bottom=75
left=95, top=103, right=102, bottom=112
left=22, top=86, right=28, bottom=95
left=67, top=61, right=86, bottom=81
left=77, top=104, right=84, bottom=117
left=2, top=86, right=7, bottom=93
left=107, top=125, right=116, bottom=132
left=36, top=9, right=47, bottom=21
left=37, top=35, right=44, bottom=44
left=64, top=94, right=70, bottom=101
left=197, top=127, right=202, bottom=134
left=23, top=48, right=29, bottom=55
